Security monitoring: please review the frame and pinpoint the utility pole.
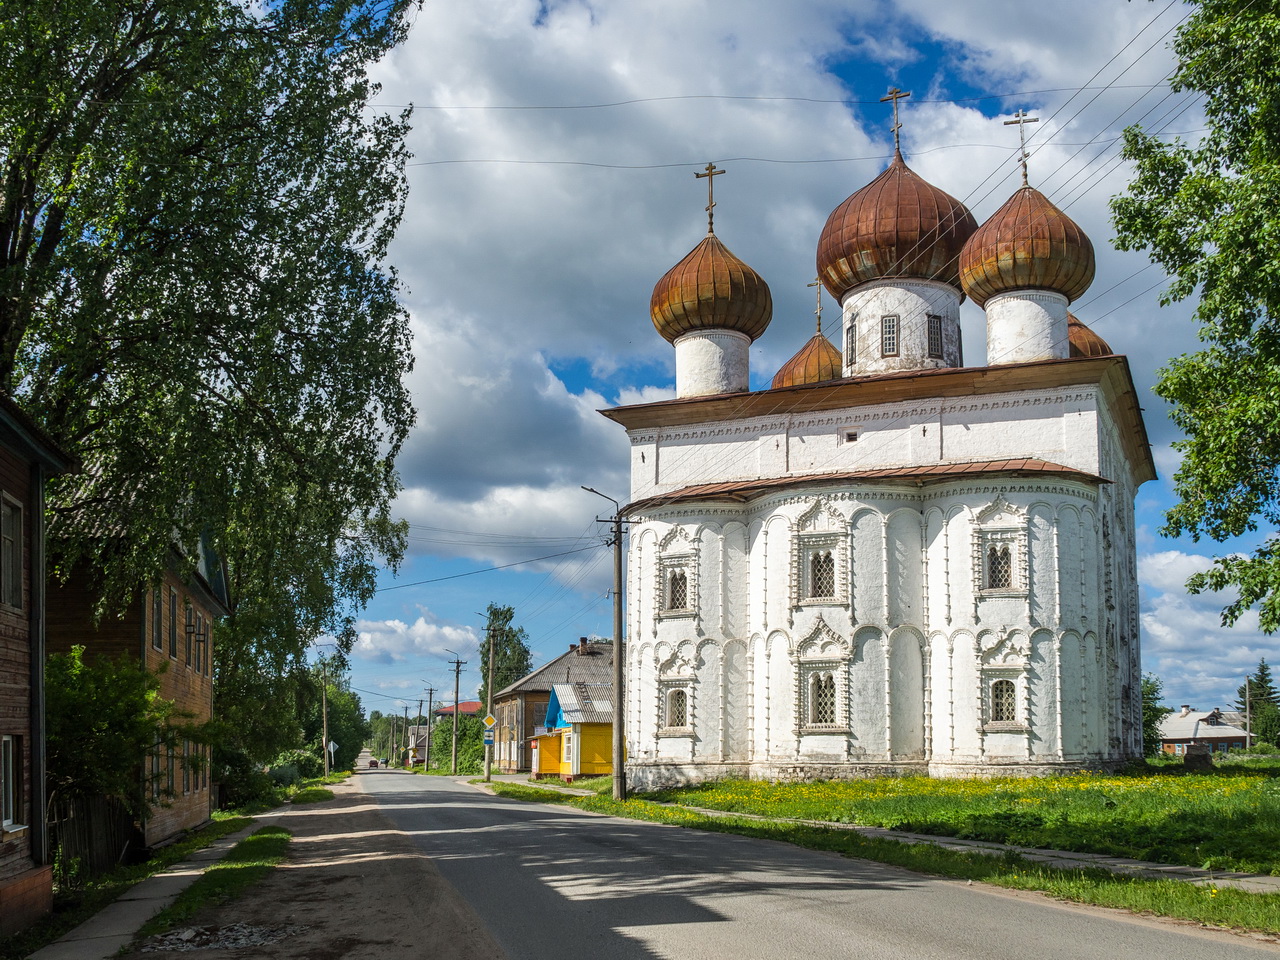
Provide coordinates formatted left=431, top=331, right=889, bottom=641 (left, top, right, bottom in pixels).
left=320, top=657, right=330, bottom=777
left=583, top=486, right=627, bottom=801
left=445, top=651, right=466, bottom=775
left=415, top=698, right=424, bottom=767
left=484, top=618, right=496, bottom=782
left=402, top=703, right=409, bottom=768
left=422, top=685, right=435, bottom=769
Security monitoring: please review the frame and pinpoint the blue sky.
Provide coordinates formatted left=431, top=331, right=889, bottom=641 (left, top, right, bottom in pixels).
left=339, top=0, right=1274, bottom=718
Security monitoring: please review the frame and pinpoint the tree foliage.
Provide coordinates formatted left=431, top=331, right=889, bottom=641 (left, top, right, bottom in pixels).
left=46, top=646, right=201, bottom=815
left=1, top=0, right=415, bottom=642
left=1236, top=657, right=1280, bottom=713
left=1112, top=0, right=1280, bottom=631
left=476, top=603, right=533, bottom=711
left=300, top=661, right=369, bottom=772
left=1140, top=672, right=1172, bottom=757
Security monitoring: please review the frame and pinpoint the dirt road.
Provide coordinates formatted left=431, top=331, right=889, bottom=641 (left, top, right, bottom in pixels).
left=118, top=769, right=504, bottom=960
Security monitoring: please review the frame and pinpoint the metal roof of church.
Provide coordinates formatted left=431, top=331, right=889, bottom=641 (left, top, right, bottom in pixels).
left=626, top=459, right=1108, bottom=512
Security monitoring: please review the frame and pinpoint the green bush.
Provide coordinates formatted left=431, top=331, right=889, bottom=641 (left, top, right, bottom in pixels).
left=267, top=764, right=299, bottom=788
left=273, top=748, right=324, bottom=779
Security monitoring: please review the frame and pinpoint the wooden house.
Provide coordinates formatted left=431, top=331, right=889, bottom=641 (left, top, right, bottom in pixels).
left=493, top=640, right=612, bottom=774
left=530, top=682, right=614, bottom=782
left=0, top=397, right=74, bottom=935
left=46, top=535, right=229, bottom=850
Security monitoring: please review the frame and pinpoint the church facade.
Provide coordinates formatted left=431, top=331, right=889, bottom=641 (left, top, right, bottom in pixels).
left=603, top=137, right=1154, bottom=789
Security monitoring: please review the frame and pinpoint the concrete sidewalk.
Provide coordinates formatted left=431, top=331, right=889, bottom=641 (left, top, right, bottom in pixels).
left=29, top=819, right=262, bottom=960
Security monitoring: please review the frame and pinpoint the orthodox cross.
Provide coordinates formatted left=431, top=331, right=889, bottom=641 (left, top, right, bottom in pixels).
left=808, top=277, right=823, bottom=334
left=1004, top=109, right=1039, bottom=186
left=695, top=162, right=725, bottom=233
left=880, top=87, right=911, bottom=154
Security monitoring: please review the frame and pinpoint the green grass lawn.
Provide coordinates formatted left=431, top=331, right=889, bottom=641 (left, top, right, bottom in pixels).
left=644, top=762, right=1280, bottom=875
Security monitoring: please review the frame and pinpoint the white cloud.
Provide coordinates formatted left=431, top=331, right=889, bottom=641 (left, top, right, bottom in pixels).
left=1137, top=549, right=1273, bottom=708
left=352, top=610, right=480, bottom=664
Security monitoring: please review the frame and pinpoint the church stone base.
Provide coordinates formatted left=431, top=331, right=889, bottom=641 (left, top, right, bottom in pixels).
left=627, top=756, right=1133, bottom=791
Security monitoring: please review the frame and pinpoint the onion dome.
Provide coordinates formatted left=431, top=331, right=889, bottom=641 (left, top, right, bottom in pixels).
left=771, top=327, right=842, bottom=389
left=959, top=186, right=1095, bottom=307
left=816, top=152, right=979, bottom=299
left=1067, top=314, right=1111, bottom=357
left=650, top=234, right=772, bottom=343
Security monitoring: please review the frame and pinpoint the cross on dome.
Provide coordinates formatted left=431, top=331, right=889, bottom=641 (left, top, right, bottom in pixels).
left=807, top=277, right=823, bottom=335
left=1004, top=109, right=1040, bottom=186
left=695, top=162, right=725, bottom=234
left=880, top=87, right=911, bottom=155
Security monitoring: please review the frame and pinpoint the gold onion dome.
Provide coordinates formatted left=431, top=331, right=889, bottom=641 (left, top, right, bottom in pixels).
left=959, top=186, right=1095, bottom=308
left=816, top=152, right=979, bottom=300
left=1067, top=314, right=1112, bottom=357
left=771, top=327, right=842, bottom=389
left=650, top=233, right=772, bottom=343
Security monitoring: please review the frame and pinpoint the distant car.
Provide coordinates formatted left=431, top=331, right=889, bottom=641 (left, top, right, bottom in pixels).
left=368, top=759, right=379, bottom=768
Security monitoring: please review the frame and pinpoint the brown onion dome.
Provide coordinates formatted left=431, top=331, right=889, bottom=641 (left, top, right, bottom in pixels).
left=816, top=152, right=978, bottom=300
left=1067, top=314, right=1112, bottom=357
left=959, top=186, right=1095, bottom=308
left=771, top=328, right=842, bottom=389
left=650, top=233, right=772, bottom=343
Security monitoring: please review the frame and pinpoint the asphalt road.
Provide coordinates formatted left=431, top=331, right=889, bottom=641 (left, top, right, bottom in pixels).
left=362, top=770, right=1279, bottom=960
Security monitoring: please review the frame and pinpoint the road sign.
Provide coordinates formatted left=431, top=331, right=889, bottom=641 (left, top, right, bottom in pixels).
left=327, top=741, right=337, bottom=756
left=483, top=733, right=494, bottom=746
left=483, top=714, right=497, bottom=729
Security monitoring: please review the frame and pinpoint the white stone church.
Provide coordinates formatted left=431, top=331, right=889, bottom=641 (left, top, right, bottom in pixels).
left=602, top=136, right=1154, bottom=788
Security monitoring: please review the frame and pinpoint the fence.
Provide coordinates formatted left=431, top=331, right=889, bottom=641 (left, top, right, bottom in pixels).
left=47, top=794, right=139, bottom=888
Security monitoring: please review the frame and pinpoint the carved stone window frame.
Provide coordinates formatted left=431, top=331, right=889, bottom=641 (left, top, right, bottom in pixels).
left=981, top=666, right=1029, bottom=733
left=792, top=531, right=848, bottom=607
left=657, top=678, right=695, bottom=737
left=797, top=659, right=847, bottom=734
left=657, top=553, right=696, bottom=619
left=973, top=498, right=1028, bottom=599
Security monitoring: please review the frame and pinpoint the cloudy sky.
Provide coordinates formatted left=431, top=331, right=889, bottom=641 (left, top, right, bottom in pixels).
left=340, top=0, right=1274, bottom=718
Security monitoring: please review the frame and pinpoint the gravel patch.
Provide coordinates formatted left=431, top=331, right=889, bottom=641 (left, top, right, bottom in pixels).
left=140, top=923, right=308, bottom=952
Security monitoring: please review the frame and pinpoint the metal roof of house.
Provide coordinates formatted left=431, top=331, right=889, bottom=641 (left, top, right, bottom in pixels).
left=494, top=642, right=614, bottom=699
left=626, top=459, right=1107, bottom=513
left=549, top=682, right=614, bottom=725
left=1159, top=708, right=1253, bottom=741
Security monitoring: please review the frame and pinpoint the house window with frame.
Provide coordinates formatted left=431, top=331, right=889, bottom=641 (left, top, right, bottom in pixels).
left=169, top=588, right=178, bottom=658
left=151, top=735, right=161, bottom=799
left=985, top=543, right=1013, bottom=590
left=927, top=314, right=943, bottom=359
left=881, top=315, right=899, bottom=357
left=151, top=591, right=163, bottom=650
left=562, top=731, right=573, bottom=764
left=166, top=743, right=175, bottom=794
left=666, top=688, right=689, bottom=728
left=1, top=498, right=21, bottom=609
left=808, top=551, right=835, bottom=599
left=990, top=678, right=1017, bottom=723
left=809, top=672, right=837, bottom=724
left=195, top=612, right=204, bottom=674
left=666, top=569, right=688, bottom=610
left=182, top=740, right=190, bottom=794
left=1, top=734, right=19, bottom=827
left=185, top=604, right=194, bottom=666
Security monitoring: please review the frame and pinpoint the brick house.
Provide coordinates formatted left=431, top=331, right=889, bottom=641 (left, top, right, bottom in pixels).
left=1159, top=706, right=1253, bottom=756
left=46, top=535, right=229, bottom=849
left=0, top=397, right=74, bottom=935
left=493, top=640, right=613, bottom=774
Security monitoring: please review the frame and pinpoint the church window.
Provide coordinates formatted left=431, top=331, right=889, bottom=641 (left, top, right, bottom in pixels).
left=666, top=569, right=688, bottom=610
left=846, top=324, right=856, bottom=364
left=927, top=315, right=943, bottom=358
left=666, top=688, right=688, bottom=728
left=985, top=544, right=1012, bottom=590
left=991, top=679, right=1017, bottom=723
left=810, top=672, right=836, bottom=724
left=809, top=551, right=835, bottom=598
left=881, top=315, right=899, bottom=357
